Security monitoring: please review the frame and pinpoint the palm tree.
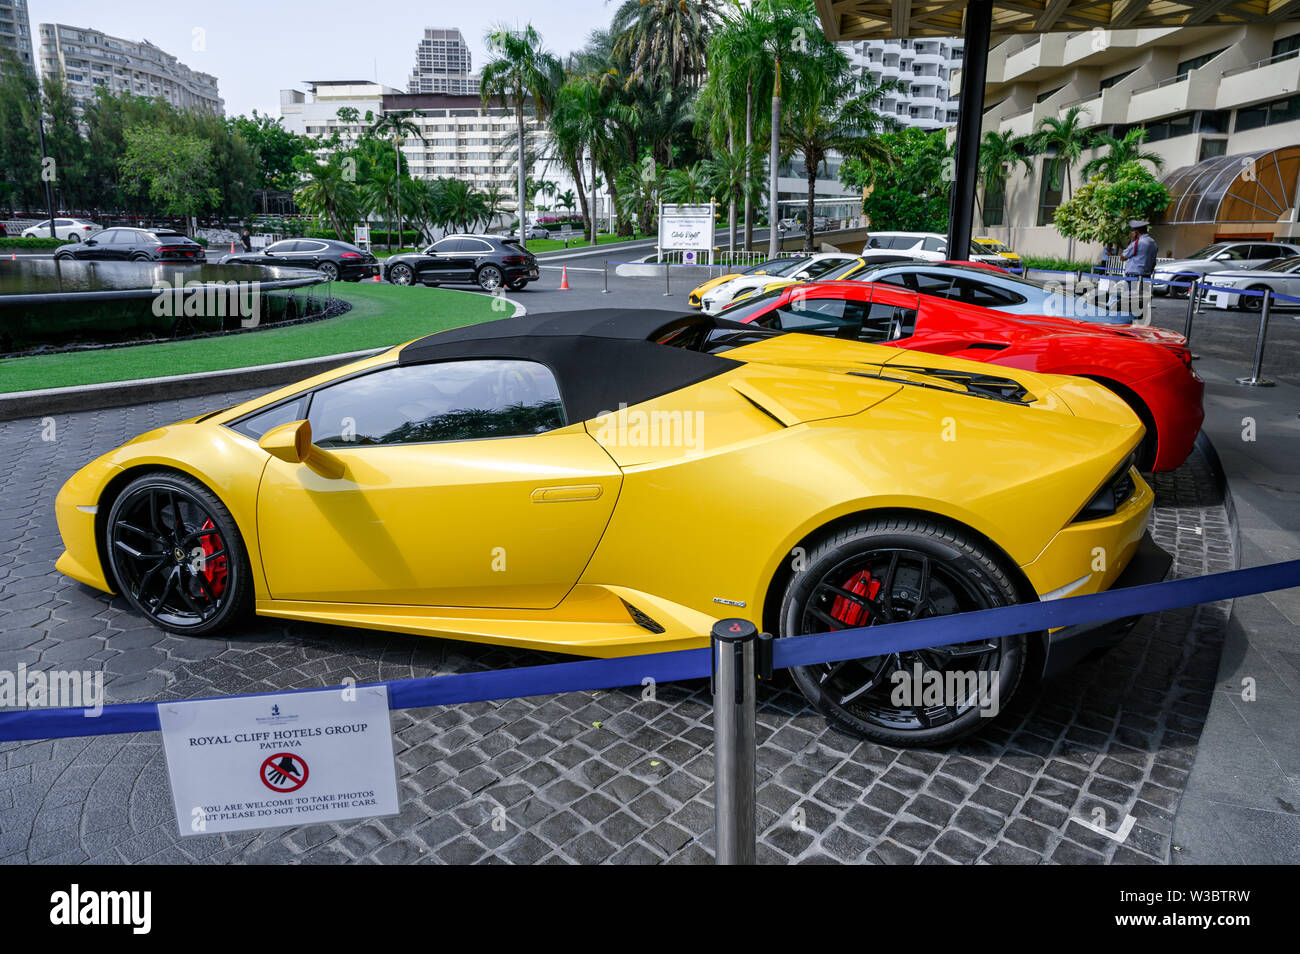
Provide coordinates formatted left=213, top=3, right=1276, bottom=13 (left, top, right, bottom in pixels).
left=703, top=143, right=763, bottom=254
left=1029, top=104, right=1094, bottom=257
left=1082, top=127, right=1165, bottom=180
left=977, top=130, right=1033, bottom=240
left=483, top=181, right=507, bottom=232
left=481, top=24, right=563, bottom=250
left=611, top=0, right=721, bottom=89
left=367, top=110, right=424, bottom=249
left=295, top=161, right=359, bottom=240
left=703, top=3, right=770, bottom=249
left=781, top=44, right=900, bottom=253
left=754, top=0, right=821, bottom=259
left=558, top=187, right=577, bottom=218
left=663, top=162, right=711, bottom=204
left=552, top=74, right=608, bottom=243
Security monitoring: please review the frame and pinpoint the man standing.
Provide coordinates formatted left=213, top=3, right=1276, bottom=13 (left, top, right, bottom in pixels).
left=1121, top=220, right=1158, bottom=277
left=1114, top=219, right=1158, bottom=321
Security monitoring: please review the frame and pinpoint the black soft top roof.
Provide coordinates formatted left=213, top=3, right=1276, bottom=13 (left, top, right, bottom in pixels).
left=398, top=310, right=744, bottom=422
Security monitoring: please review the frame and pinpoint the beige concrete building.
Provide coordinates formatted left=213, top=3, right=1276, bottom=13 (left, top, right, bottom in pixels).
left=963, top=22, right=1300, bottom=259
left=38, top=23, right=222, bottom=115
left=0, top=0, right=32, bottom=70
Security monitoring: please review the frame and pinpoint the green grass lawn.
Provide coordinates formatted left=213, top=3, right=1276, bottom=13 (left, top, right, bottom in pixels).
left=0, top=283, right=508, bottom=394
left=527, top=232, right=654, bottom=253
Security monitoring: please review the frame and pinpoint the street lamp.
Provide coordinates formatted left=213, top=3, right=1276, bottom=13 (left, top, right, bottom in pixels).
left=36, top=112, right=55, bottom=239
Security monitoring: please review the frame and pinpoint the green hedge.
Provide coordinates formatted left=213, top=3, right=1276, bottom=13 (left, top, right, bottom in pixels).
left=0, top=236, right=73, bottom=249
left=1020, top=256, right=1102, bottom=272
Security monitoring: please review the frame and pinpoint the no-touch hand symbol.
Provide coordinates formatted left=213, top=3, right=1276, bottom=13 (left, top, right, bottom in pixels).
left=260, top=752, right=309, bottom=792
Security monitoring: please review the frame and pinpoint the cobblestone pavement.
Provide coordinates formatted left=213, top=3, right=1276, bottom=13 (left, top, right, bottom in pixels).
left=0, top=382, right=1234, bottom=865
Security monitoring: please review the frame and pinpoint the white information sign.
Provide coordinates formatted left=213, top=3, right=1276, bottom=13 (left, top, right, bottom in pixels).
left=659, top=202, right=714, bottom=252
left=158, top=684, right=398, bottom=837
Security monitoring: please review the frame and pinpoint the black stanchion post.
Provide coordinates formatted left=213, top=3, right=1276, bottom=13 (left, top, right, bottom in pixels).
left=664, top=262, right=671, bottom=296
left=1237, top=288, right=1276, bottom=387
left=1183, top=278, right=1198, bottom=345
left=602, top=259, right=609, bottom=294
left=711, top=618, right=758, bottom=864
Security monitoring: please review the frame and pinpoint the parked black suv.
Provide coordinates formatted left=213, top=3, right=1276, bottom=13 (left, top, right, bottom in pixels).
left=220, top=237, right=379, bottom=281
left=383, top=234, right=540, bottom=290
left=53, top=227, right=206, bottom=263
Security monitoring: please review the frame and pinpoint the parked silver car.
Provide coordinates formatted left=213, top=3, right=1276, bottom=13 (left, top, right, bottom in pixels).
left=1152, top=241, right=1300, bottom=295
left=1201, top=255, right=1300, bottom=311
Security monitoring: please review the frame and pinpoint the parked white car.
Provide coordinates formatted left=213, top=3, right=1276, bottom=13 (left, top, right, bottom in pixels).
left=20, top=217, right=101, bottom=241
left=1200, top=255, right=1300, bottom=311
left=862, top=231, right=1006, bottom=267
left=699, top=252, right=860, bottom=314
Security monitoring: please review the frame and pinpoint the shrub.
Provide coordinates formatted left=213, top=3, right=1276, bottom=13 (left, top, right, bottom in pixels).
left=0, top=236, right=73, bottom=249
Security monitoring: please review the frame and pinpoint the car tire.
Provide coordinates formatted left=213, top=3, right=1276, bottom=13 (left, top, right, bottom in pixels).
left=477, top=265, right=504, bottom=290
left=69, top=233, right=81, bottom=243
left=506, top=277, right=528, bottom=291
left=105, top=472, right=253, bottom=637
left=131, top=253, right=150, bottom=262
left=317, top=261, right=339, bottom=281
left=780, top=515, right=1029, bottom=747
left=389, top=263, right=414, bottom=286
left=1240, top=285, right=1270, bottom=313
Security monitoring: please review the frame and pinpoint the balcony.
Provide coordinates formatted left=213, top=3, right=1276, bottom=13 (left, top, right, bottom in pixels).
left=1218, top=51, right=1300, bottom=110
left=1002, top=35, right=1067, bottom=83
left=999, top=104, right=1035, bottom=137
left=1128, top=69, right=1220, bottom=124
left=1059, top=27, right=1179, bottom=69
left=911, top=51, right=946, bottom=68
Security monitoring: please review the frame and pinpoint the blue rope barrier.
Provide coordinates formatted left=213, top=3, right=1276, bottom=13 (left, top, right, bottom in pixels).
left=2, top=559, right=1297, bottom=744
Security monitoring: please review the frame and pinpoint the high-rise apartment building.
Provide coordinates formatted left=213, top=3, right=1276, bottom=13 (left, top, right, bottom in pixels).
left=0, top=0, right=32, bottom=69
left=847, top=37, right=964, bottom=129
left=38, top=23, right=222, bottom=114
left=408, top=28, right=479, bottom=96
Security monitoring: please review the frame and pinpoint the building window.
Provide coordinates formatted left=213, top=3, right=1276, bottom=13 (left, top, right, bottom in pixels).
left=983, top=177, right=1004, bottom=227
left=1272, top=34, right=1300, bottom=60
left=1035, top=85, right=1064, bottom=104
left=1234, top=94, right=1300, bottom=131
left=1099, top=69, right=1135, bottom=90
left=1197, top=110, right=1230, bottom=134
left=1198, top=139, right=1227, bottom=161
left=1037, top=157, right=1063, bottom=226
left=1144, top=112, right=1195, bottom=142
left=1175, top=48, right=1227, bottom=78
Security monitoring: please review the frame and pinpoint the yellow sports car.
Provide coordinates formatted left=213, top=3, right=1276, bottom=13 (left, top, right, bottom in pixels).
left=55, top=310, right=1167, bottom=744
left=723, top=256, right=871, bottom=308
left=688, top=257, right=804, bottom=307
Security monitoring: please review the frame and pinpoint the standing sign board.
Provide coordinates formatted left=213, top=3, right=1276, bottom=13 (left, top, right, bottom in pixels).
left=658, top=202, right=715, bottom=264
left=353, top=225, right=370, bottom=251
left=159, top=684, right=398, bottom=837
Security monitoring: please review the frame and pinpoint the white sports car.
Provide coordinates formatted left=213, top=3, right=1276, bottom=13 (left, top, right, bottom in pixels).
left=699, top=253, right=861, bottom=314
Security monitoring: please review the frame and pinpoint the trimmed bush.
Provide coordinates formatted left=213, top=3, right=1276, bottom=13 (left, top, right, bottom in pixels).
left=0, top=236, right=73, bottom=249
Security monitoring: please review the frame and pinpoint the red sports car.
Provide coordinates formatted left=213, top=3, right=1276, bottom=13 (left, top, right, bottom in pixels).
left=719, top=281, right=1204, bottom=472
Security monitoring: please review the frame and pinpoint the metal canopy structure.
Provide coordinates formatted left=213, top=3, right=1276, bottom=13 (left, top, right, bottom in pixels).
left=1160, top=145, right=1300, bottom=224
left=815, top=0, right=1300, bottom=41
left=814, top=0, right=1300, bottom=262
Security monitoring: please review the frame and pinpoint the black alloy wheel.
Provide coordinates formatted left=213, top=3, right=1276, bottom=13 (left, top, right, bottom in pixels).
left=106, top=473, right=251, bottom=635
left=317, top=261, right=339, bottom=281
left=389, top=263, right=414, bottom=285
left=781, top=517, right=1028, bottom=746
left=477, top=264, right=504, bottom=290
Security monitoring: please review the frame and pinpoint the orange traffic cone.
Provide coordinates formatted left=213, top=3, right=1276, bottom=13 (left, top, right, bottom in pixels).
left=560, top=266, right=570, bottom=290
left=230, top=241, right=236, bottom=253
left=372, top=271, right=382, bottom=282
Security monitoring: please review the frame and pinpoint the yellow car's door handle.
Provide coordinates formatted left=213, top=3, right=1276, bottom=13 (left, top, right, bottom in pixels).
left=531, top=485, right=604, bottom=503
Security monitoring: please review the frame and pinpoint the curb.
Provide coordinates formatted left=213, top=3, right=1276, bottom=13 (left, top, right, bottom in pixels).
left=0, top=347, right=386, bottom=422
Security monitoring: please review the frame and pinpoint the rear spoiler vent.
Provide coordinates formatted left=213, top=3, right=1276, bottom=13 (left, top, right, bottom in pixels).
left=850, top=365, right=1032, bottom=405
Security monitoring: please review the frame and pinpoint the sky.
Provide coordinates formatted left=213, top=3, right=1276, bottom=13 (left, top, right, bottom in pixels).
left=27, top=0, right=617, bottom=117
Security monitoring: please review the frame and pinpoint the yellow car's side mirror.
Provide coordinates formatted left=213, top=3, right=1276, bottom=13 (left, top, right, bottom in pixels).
left=258, top=420, right=344, bottom=479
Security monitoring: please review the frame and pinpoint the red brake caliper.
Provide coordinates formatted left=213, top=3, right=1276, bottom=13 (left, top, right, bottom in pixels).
left=199, top=519, right=228, bottom=597
left=830, top=570, right=881, bottom=628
